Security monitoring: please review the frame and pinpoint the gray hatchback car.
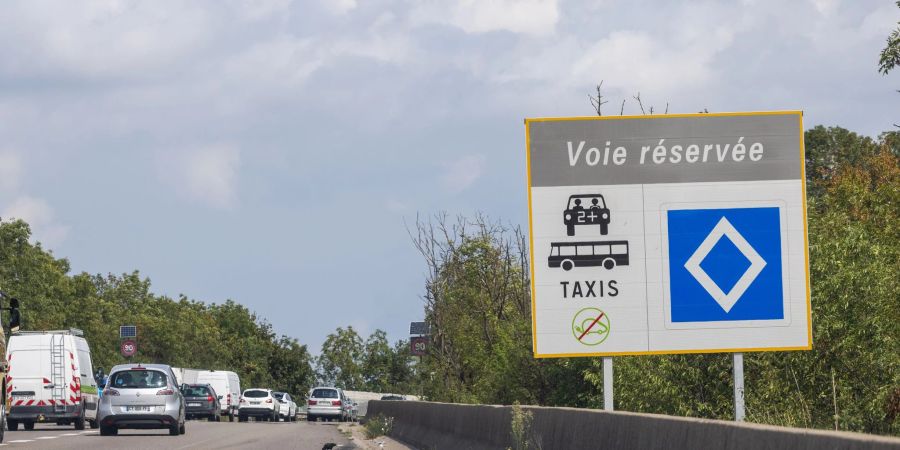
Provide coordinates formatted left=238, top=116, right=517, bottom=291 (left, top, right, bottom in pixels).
left=97, top=364, right=186, bottom=436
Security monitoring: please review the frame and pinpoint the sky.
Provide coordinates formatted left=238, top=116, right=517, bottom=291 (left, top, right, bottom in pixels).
left=0, top=0, right=896, bottom=354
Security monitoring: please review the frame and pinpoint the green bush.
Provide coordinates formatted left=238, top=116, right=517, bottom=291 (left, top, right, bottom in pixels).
left=364, top=414, right=394, bottom=438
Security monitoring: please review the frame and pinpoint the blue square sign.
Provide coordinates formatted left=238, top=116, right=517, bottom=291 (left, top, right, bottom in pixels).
left=667, top=207, right=784, bottom=322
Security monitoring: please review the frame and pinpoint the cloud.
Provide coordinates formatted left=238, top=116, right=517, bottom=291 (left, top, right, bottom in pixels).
left=2, top=196, right=69, bottom=248
left=0, top=151, right=22, bottom=193
left=411, top=0, right=560, bottom=36
left=440, top=154, right=486, bottom=193
left=162, top=144, right=241, bottom=210
left=322, top=0, right=357, bottom=15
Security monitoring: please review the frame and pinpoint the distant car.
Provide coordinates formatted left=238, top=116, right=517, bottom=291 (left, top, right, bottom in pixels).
left=563, top=194, right=610, bottom=236
left=97, top=363, right=186, bottom=436
left=306, top=387, right=347, bottom=422
left=272, top=392, right=297, bottom=422
left=182, top=384, right=221, bottom=421
left=380, top=394, right=405, bottom=401
left=238, top=389, right=279, bottom=422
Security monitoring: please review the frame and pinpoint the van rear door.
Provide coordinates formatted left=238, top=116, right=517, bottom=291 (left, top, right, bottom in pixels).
left=8, top=349, right=47, bottom=407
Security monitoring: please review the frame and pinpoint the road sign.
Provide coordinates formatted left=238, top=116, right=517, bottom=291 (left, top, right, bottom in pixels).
left=409, top=321, right=429, bottom=336
left=526, top=111, right=811, bottom=357
left=410, top=336, right=427, bottom=356
left=120, top=325, right=137, bottom=339
left=121, top=339, right=137, bottom=358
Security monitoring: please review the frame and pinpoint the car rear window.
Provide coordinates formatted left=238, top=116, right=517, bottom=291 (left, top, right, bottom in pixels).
left=311, top=389, right=338, bottom=399
left=244, top=390, right=269, bottom=398
left=272, top=392, right=285, bottom=400
left=109, top=370, right=167, bottom=389
left=183, top=386, right=211, bottom=397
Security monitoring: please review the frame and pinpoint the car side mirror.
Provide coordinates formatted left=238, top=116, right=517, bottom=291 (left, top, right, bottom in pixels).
left=353, top=402, right=358, bottom=406
left=218, top=395, right=223, bottom=400
left=8, top=297, right=20, bottom=333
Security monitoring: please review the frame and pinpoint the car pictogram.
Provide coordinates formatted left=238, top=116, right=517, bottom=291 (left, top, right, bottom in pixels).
left=563, top=194, right=610, bottom=236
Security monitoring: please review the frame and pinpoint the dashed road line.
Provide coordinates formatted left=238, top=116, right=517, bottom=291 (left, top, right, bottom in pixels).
left=60, top=433, right=79, bottom=436
left=7, top=440, right=33, bottom=444
left=35, top=436, right=58, bottom=440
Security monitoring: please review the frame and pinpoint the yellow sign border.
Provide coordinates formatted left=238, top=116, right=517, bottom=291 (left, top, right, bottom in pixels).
left=524, top=110, right=812, bottom=358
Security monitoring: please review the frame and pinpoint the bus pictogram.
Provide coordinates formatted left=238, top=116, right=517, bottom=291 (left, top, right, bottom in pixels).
left=548, top=240, right=630, bottom=271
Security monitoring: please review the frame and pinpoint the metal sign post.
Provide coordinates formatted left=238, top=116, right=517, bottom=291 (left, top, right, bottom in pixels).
left=733, top=352, right=745, bottom=421
left=603, top=356, right=613, bottom=411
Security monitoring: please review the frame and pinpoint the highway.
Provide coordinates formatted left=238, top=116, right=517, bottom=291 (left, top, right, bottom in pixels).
left=0, top=420, right=355, bottom=449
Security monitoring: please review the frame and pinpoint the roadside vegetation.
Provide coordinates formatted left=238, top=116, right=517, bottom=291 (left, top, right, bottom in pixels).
left=0, top=222, right=315, bottom=397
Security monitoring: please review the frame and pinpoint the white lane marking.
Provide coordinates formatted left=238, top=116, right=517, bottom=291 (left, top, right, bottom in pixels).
left=7, top=440, right=33, bottom=443
left=61, top=433, right=79, bottom=436
left=36, top=436, right=59, bottom=439
left=80, top=431, right=99, bottom=435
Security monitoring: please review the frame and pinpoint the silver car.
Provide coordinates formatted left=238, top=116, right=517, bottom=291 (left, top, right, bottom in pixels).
left=97, top=364, right=186, bottom=436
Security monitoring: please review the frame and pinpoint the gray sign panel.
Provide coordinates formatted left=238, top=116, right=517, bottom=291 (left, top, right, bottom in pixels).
left=528, top=112, right=802, bottom=187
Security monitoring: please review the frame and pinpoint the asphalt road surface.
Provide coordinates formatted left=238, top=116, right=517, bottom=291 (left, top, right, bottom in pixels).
left=0, top=419, right=355, bottom=449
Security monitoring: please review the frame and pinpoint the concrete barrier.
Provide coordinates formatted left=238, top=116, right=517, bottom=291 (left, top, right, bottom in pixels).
left=366, top=400, right=900, bottom=450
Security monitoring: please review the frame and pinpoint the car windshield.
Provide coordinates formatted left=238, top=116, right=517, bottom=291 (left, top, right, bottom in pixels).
left=109, top=369, right=167, bottom=389
left=244, top=390, right=268, bottom=398
left=312, top=389, right=338, bottom=399
left=183, top=386, right=211, bottom=397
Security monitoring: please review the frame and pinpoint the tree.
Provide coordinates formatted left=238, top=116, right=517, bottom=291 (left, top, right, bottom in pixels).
left=317, top=327, right=365, bottom=389
left=0, top=219, right=314, bottom=400
left=878, top=1, right=900, bottom=74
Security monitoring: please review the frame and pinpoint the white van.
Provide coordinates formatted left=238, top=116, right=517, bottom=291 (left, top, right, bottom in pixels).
left=5, top=329, right=99, bottom=430
left=171, top=367, right=199, bottom=385
left=194, top=370, right=240, bottom=421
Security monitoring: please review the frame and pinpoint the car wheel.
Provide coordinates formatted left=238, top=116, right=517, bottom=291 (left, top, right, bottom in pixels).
left=23, top=421, right=34, bottom=431
left=89, top=420, right=99, bottom=429
left=307, top=415, right=315, bottom=422
left=100, top=424, right=117, bottom=436
left=169, top=423, right=179, bottom=436
left=179, top=421, right=186, bottom=435
left=239, top=415, right=247, bottom=422
left=0, top=403, right=5, bottom=443
left=74, top=409, right=86, bottom=430
left=7, top=419, right=18, bottom=432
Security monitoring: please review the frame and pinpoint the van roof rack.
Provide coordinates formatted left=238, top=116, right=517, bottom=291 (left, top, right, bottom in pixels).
left=12, top=328, right=84, bottom=337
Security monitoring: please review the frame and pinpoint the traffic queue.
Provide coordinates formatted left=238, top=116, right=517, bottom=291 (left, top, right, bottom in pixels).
left=3, top=327, right=356, bottom=437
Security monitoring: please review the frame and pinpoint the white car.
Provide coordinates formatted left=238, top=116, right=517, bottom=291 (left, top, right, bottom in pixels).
left=238, top=389, right=280, bottom=422
left=272, top=392, right=296, bottom=422
left=306, top=387, right=347, bottom=422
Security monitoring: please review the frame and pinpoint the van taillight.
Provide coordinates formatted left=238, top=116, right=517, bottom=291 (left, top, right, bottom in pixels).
left=331, top=400, right=341, bottom=406
left=156, top=389, right=174, bottom=396
left=207, top=395, right=214, bottom=402
left=308, top=400, right=315, bottom=406
left=266, top=398, right=273, bottom=403
left=42, top=378, right=51, bottom=384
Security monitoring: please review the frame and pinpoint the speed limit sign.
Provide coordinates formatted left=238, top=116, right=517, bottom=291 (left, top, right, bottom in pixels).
left=121, top=339, right=137, bottom=357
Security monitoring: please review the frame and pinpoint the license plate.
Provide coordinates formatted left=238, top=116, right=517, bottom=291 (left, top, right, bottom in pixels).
left=126, top=406, right=151, bottom=412
left=12, top=395, right=34, bottom=400
left=250, top=401, right=260, bottom=405
left=318, top=400, right=332, bottom=405
left=188, top=403, right=201, bottom=407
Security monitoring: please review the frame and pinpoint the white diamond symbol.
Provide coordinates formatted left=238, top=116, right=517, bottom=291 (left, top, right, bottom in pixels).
left=683, top=217, right=766, bottom=313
